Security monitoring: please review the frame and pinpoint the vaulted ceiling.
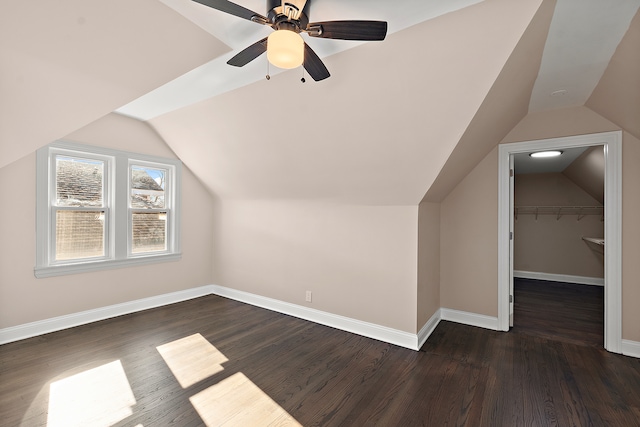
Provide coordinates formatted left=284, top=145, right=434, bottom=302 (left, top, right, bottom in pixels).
left=2, top=0, right=639, bottom=204
left=151, top=0, right=550, bottom=204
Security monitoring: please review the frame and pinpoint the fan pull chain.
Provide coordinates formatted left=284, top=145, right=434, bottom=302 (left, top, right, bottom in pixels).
left=266, top=60, right=271, bottom=80
left=301, top=67, right=306, bottom=83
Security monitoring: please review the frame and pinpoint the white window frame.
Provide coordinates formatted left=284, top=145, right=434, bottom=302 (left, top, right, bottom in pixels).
left=128, top=159, right=176, bottom=258
left=36, top=141, right=181, bottom=278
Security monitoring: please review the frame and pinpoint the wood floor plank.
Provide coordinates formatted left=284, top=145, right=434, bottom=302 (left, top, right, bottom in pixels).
left=1, top=287, right=639, bottom=427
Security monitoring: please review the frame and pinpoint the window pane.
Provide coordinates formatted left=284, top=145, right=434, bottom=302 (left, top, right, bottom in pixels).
left=131, top=166, right=165, bottom=209
left=56, top=156, right=104, bottom=207
left=132, top=212, right=167, bottom=253
left=56, top=211, right=105, bottom=260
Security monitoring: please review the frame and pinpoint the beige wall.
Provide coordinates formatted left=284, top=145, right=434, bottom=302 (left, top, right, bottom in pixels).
left=563, top=146, right=605, bottom=204
left=515, top=172, right=602, bottom=206
left=440, top=147, right=499, bottom=317
left=621, top=132, right=640, bottom=341
left=417, top=202, right=441, bottom=329
left=503, top=106, right=618, bottom=142
left=514, top=173, right=604, bottom=278
left=0, top=114, right=215, bottom=329
left=212, top=200, right=418, bottom=333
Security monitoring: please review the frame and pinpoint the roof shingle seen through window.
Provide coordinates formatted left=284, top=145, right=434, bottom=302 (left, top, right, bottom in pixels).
left=56, top=158, right=165, bottom=208
left=131, top=169, right=163, bottom=191
left=131, top=167, right=165, bottom=209
left=56, top=157, right=103, bottom=207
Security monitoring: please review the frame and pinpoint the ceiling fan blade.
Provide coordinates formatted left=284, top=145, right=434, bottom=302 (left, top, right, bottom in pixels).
left=192, top=0, right=268, bottom=24
left=306, top=20, right=388, bottom=41
left=227, top=37, right=268, bottom=67
left=303, top=43, right=330, bottom=81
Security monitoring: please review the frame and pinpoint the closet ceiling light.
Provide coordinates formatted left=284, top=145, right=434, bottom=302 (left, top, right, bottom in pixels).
left=529, top=150, right=563, bottom=158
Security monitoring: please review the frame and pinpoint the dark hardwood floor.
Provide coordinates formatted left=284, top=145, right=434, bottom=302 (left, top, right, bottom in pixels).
left=1, top=286, right=639, bottom=426
left=513, top=277, right=605, bottom=347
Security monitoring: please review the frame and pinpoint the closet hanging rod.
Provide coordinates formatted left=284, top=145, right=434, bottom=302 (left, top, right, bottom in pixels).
left=514, top=206, right=603, bottom=221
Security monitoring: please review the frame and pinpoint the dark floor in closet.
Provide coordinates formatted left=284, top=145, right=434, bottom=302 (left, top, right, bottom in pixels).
left=513, top=277, right=604, bottom=347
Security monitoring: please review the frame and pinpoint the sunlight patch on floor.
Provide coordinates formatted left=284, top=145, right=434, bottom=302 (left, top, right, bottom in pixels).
left=47, top=360, right=136, bottom=427
left=158, top=334, right=301, bottom=426
left=157, top=333, right=228, bottom=388
left=190, top=372, right=302, bottom=427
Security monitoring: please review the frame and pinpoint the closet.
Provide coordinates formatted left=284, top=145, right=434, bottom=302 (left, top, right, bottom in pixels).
left=513, top=145, right=605, bottom=284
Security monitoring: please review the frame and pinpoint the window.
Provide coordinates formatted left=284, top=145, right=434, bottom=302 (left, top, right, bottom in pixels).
left=54, top=155, right=108, bottom=261
left=36, top=141, right=181, bottom=278
left=130, top=163, right=169, bottom=254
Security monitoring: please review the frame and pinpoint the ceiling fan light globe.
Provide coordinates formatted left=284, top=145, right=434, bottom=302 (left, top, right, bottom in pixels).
left=267, top=30, right=304, bottom=69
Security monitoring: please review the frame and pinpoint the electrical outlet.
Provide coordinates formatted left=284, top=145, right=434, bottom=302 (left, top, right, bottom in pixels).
left=305, top=291, right=312, bottom=303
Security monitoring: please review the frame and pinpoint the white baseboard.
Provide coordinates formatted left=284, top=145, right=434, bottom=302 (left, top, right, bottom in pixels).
left=417, top=309, right=441, bottom=350
left=440, top=308, right=500, bottom=331
left=1, top=284, right=429, bottom=350
left=514, top=270, right=604, bottom=286
left=622, top=339, right=640, bottom=358
left=210, top=285, right=420, bottom=350
left=9, top=285, right=630, bottom=359
left=0, top=286, right=212, bottom=345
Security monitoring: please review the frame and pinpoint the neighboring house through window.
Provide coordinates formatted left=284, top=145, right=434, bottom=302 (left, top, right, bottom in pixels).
left=35, top=141, right=181, bottom=278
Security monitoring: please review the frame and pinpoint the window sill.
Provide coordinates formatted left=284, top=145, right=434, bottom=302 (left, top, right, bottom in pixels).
left=34, top=253, right=182, bottom=278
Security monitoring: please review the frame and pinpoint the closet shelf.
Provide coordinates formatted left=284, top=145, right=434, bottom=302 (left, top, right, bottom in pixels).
left=514, top=205, right=603, bottom=220
left=582, top=237, right=604, bottom=246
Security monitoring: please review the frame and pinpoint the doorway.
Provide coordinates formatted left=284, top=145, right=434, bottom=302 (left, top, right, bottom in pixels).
left=497, top=131, right=622, bottom=354
left=512, top=145, right=605, bottom=346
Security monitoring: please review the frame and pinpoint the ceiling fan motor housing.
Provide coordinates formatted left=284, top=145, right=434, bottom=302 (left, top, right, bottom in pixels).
left=267, top=0, right=310, bottom=31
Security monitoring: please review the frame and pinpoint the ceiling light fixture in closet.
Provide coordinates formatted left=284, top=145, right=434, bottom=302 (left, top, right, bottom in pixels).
left=529, top=150, right=563, bottom=158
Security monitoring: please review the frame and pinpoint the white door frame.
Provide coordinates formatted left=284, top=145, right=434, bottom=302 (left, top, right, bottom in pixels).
left=497, top=131, right=622, bottom=353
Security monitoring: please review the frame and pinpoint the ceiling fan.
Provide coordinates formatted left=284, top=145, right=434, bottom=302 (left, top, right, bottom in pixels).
left=192, top=0, right=388, bottom=81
